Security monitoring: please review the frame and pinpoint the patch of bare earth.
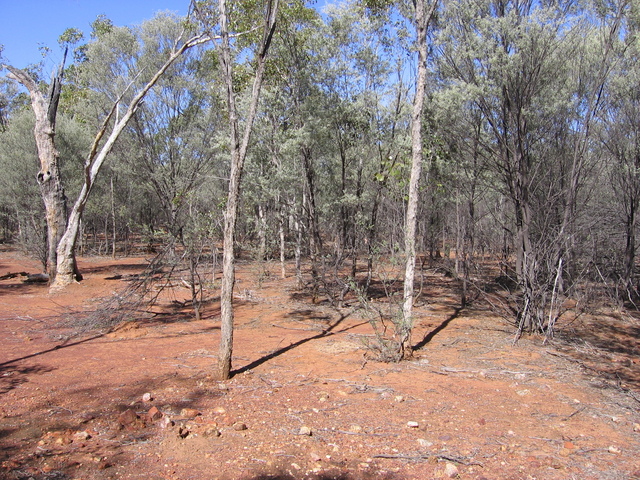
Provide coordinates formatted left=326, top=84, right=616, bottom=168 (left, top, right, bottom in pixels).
left=1, top=247, right=639, bottom=480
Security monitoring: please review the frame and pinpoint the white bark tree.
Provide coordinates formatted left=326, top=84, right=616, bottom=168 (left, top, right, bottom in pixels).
left=399, top=0, right=438, bottom=359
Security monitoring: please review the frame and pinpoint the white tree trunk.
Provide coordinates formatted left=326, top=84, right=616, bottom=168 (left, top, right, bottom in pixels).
left=400, top=0, right=438, bottom=358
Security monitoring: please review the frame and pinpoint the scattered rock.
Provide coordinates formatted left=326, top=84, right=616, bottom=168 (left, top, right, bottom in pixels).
left=349, top=424, right=363, bottom=433
left=608, top=445, right=621, bottom=454
left=309, top=452, right=322, bottom=462
left=443, top=462, right=459, bottom=478
left=564, top=441, right=576, bottom=450
left=159, top=416, right=174, bottom=429
left=233, top=422, right=248, bottom=431
left=299, top=426, right=312, bottom=436
left=177, top=425, right=191, bottom=439
left=417, top=438, right=433, bottom=447
left=148, top=406, right=163, bottom=422
left=633, top=423, right=640, bottom=433
left=394, top=395, right=405, bottom=403
left=142, top=393, right=153, bottom=402
left=117, top=409, right=144, bottom=429
left=406, top=421, right=419, bottom=428
left=73, top=431, right=91, bottom=441
left=204, top=426, right=221, bottom=437
left=180, top=408, right=201, bottom=418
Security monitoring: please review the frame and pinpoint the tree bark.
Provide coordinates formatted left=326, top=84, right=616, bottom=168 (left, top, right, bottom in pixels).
left=399, top=0, right=437, bottom=359
left=216, top=0, right=279, bottom=380
left=4, top=57, right=70, bottom=281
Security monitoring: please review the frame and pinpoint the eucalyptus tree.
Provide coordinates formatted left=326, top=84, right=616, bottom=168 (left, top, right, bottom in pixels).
left=318, top=1, right=409, bottom=281
left=436, top=0, right=631, bottom=336
left=51, top=15, right=209, bottom=289
left=193, top=0, right=279, bottom=380
left=596, top=17, right=640, bottom=294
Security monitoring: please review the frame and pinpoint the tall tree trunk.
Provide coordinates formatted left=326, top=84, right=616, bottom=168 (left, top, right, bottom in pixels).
left=5, top=56, right=70, bottom=281
left=216, top=0, right=278, bottom=380
left=399, top=0, right=437, bottom=359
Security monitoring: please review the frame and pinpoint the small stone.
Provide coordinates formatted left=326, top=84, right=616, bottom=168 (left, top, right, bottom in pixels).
left=291, top=463, right=301, bottom=470
left=443, top=462, right=459, bottom=478
left=213, top=406, right=226, bottom=414
left=177, top=426, right=190, bottom=439
left=349, top=424, right=363, bottom=433
left=204, top=426, right=221, bottom=437
left=406, top=421, right=419, bottom=428
left=142, top=392, right=153, bottom=402
left=309, top=452, right=322, bottom=462
left=633, top=423, right=640, bottom=432
left=563, top=441, right=575, bottom=450
left=180, top=408, right=201, bottom=418
left=73, top=431, right=91, bottom=441
left=233, top=422, right=247, bottom=431
left=159, top=416, right=174, bottom=429
left=299, top=426, right=312, bottom=436
left=417, top=438, right=433, bottom=447
left=117, top=409, right=139, bottom=427
left=148, top=406, right=163, bottom=421
left=608, top=445, right=621, bottom=454
left=394, top=395, right=405, bottom=403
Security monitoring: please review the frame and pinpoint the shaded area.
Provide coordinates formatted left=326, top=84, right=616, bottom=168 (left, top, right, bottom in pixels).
left=233, top=313, right=366, bottom=377
left=0, top=334, right=104, bottom=368
left=0, top=364, right=56, bottom=394
left=248, top=472, right=398, bottom=480
left=412, top=307, right=463, bottom=352
left=556, top=313, right=640, bottom=390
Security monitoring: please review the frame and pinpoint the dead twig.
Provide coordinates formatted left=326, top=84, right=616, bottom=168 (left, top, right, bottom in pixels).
left=373, top=453, right=483, bottom=466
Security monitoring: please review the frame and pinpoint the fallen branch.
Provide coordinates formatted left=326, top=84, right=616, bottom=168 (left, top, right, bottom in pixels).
left=373, top=453, right=482, bottom=466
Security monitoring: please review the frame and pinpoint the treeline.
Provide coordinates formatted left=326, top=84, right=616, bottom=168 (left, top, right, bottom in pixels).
left=1, top=0, right=638, bottom=340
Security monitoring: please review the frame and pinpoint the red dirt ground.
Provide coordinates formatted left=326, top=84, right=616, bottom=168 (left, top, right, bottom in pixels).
left=1, top=246, right=639, bottom=480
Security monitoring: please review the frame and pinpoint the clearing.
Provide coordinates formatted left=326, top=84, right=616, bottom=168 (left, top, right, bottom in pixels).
left=1, top=247, right=639, bottom=479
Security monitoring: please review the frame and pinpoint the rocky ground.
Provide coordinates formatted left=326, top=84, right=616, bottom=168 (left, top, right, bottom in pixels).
left=1, top=246, right=639, bottom=480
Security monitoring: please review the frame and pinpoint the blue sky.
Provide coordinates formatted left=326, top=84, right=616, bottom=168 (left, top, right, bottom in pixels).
left=2, top=0, right=283, bottom=69
left=1, top=1, right=334, bottom=71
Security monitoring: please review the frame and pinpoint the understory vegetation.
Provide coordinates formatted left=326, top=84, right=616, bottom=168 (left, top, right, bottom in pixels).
left=1, top=0, right=640, bottom=359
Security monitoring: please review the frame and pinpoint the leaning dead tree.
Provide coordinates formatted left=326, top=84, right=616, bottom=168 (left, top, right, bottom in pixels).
left=52, top=31, right=209, bottom=290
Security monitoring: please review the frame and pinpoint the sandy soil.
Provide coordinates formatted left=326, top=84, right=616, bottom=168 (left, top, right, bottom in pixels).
left=1, top=246, right=639, bottom=480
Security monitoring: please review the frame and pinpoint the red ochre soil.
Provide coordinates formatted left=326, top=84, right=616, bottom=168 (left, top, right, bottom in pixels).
left=1, top=246, right=639, bottom=480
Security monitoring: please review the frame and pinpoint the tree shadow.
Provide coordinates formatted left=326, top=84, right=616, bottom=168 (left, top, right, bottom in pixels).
left=412, top=307, right=463, bottom=352
left=0, top=333, right=105, bottom=368
left=555, top=314, right=640, bottom=390
left=247, top=470, right=398, bottom=480
left=0, top=363, right=56, bottom=394
left=232, top=313, right=367, bottom=377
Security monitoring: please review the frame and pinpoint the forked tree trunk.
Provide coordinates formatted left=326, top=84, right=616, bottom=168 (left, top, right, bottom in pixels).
left=4, top=57, right=71, bottom=281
